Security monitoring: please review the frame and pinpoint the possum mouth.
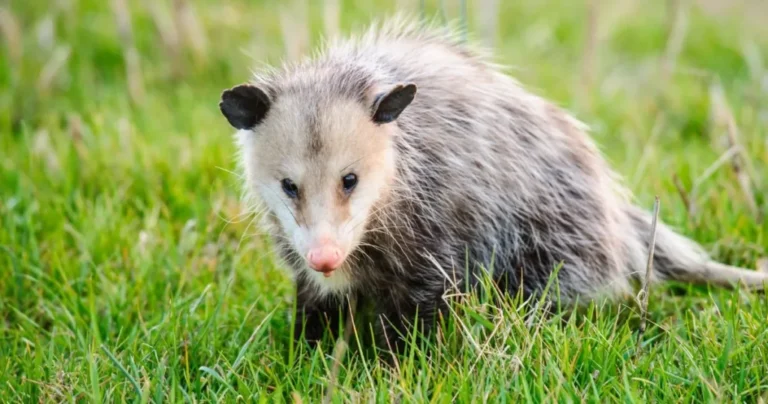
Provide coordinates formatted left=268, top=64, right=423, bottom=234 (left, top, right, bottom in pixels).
left=304, top=261, right=353, bottom=293
left=314, top=255, right=349, bottom=278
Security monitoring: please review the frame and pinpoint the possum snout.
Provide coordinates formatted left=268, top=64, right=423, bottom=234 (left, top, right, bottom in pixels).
left=306, top=242, right=345, bottom=276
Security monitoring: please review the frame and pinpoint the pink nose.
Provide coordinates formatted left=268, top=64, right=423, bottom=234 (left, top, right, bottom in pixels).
left=306, top=245, right=344, bottom=274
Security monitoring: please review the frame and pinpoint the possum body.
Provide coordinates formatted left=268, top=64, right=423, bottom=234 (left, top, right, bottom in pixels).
left=219, top=17, right=767, bottom=349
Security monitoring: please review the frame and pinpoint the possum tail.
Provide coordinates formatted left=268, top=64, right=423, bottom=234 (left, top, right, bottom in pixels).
left=626, top=205, right=768, bottom=291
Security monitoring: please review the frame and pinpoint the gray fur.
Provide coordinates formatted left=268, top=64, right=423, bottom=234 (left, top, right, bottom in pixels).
left=222, top=16, right=768, bottom=351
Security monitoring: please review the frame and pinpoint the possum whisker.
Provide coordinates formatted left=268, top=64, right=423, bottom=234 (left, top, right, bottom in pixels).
left=215, top=165, right=245, bottom=179
left=354, top=241, right=390, bottom=257
left=260, top=185, right=304, bottom=226
left=237, top=211, right=265, bottom=253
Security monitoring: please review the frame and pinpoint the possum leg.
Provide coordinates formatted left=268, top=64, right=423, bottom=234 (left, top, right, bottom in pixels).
left=628, top=206, right=768, bottom=291
left=293, top=279, right=349, bottom=345
left=375, top=288, right=448, bottom=355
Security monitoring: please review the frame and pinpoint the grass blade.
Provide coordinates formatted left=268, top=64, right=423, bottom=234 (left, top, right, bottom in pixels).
left=101, top=344, right=142, bottom=399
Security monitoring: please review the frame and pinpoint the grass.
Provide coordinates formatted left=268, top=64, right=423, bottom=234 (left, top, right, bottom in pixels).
left=2, top=0, right=768, bottom=401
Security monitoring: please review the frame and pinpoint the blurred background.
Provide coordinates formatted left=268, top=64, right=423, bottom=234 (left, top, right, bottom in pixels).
left=3, top=0, right=768, bottom=135
left=1, top=0, right=768, bottom=400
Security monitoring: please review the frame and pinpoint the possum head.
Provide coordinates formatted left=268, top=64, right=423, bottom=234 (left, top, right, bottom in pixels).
left=220, top=82, right=416, bottom=293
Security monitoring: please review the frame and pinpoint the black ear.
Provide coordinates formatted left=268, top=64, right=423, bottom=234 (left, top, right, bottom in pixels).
left=371, top=83, right=417, bottom=124
left=219, top=84, right=271, bottom=130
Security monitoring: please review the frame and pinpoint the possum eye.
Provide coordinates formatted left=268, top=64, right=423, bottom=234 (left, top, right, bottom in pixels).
left=341, top=173, right=358, bottom=194
left=281, top=178, right=299, bottom=199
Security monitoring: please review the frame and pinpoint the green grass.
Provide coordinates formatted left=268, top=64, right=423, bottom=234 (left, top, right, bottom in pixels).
left=2, top=0, right=768, bottom=401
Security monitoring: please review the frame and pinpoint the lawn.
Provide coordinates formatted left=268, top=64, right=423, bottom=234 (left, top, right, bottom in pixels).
left=2, top=0, right=768, bottom=402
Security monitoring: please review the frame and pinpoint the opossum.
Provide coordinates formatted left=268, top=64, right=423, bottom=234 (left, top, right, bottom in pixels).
left=218, top=17, right=767, bottom=351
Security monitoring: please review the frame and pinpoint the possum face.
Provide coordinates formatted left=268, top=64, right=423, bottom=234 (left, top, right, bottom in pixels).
left=220, top=82, right=416, bottom=293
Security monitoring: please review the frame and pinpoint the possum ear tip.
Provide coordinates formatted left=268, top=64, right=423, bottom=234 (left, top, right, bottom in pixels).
left=220, top=84, right=271, bottom=130
left=372, top=83, right=417, bottom=124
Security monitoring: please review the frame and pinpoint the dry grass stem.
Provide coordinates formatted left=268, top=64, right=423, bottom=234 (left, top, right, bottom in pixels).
left=279, top=1, right=310, bottom=62
left=111, top=0, right=145, bottom=105
left=692, top=145, right=741, bottom=192
left=580, top=0, right=599, bottom=93
left=0, top=7, right=22, bottom=65
left=632, top=114, right=666, bottom=187
left=379, top=316, right=402, bottom=376
left=32, top=130, right=61, bottom=173
left=476, top=0, right=499, bottom=49
left=675, top=144, right=742, bottom=222
left=709, top=82, right=762, bottom=223
left=637, top=196, right=660, bottom=353
left=68, top=114, right=88, bottom=159
left=125, top=48, right=145, bottom=105
left=660, top=0, right=689, bottom=83
left=672, top=173, right=695, bottom=220
left=35, top=14, right=56, bottom=52
left=322, top=295, right=357, bottom=404
left=323, top=0, right=340, bottom=39
left=36, top=45, right=71, bottom=94
left=173, top=0, right=208, bottom=60
left=145, top=0, right=182, bottom=78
